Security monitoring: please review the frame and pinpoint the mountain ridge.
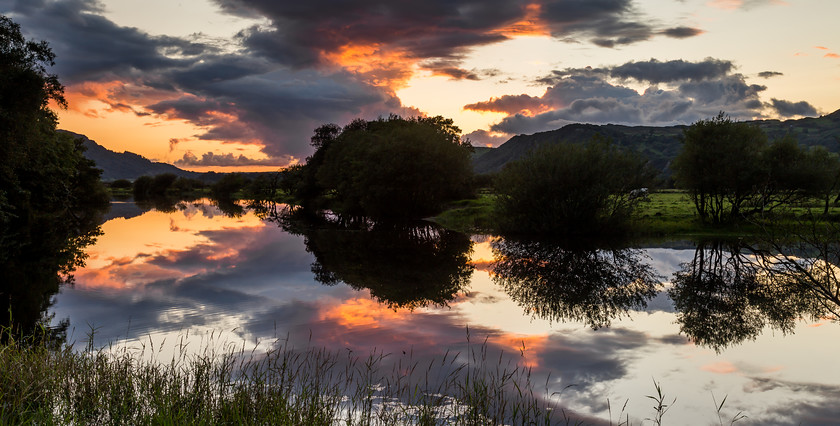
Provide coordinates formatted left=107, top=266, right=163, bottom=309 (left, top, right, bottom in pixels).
left=61, top=130, right=199, bottom=181
left=473, top=110, right=840, bottom=175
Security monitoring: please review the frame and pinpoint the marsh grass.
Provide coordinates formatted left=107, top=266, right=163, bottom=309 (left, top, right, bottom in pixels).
left=0, top=326, right=577, bottom=425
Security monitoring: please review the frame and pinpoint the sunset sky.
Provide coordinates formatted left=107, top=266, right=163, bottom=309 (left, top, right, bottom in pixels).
left=3, top=0, right=838, bottom=171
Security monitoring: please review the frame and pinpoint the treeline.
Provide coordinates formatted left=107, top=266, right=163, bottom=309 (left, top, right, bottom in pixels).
left=673, top=113, right=840, bottom=223
left=123, top=172, right=281, bottom=202
left=271, top=111, right=840, bottom=238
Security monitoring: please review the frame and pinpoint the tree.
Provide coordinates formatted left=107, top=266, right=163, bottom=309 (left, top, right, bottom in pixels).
left=0, top=14, right=108, bottom=235
left=290, top=115, right=474, bottom=220
left=493, top=137, right=654, bottom=236
left=210, top=173, right=250, bottom=200
left=0, top=15, right=108, bottom=338
left=672, top=113, right=768, bottom=224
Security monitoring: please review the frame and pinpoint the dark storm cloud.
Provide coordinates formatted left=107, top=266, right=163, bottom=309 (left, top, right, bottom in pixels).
left=218, top=0, right=528, bottom=64
left=463, top=93, right=546, bottom=114
left=466, top=57, right=807, bottom=141
left=769, top=98, right=818, bottom=117
left=1, top=0, right=411, bottom=158
left=2, top=0, right=205, bottom=83
left=539, top=58, right=735, bottom=85
left=540, top=0, right=668, bottom=47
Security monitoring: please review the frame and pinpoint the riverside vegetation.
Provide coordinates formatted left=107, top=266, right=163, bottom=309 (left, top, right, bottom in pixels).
left=2, top=12, right=839, bottom=425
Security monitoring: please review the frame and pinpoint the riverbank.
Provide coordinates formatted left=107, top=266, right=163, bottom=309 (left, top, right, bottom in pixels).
left=430, top=189, right=840, bottom=239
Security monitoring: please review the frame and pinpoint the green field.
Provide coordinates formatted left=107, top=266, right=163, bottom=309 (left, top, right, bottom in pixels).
left=432, top=189, right=840, bottom=238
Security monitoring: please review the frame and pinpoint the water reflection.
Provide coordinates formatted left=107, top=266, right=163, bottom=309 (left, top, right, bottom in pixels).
left=669, top=241, right=823, bottom=351
left=278, top=213, right=474, bottom=310
left=0, top=204, right=106, bottom=341
left=490, top=238, right=662, bottom=329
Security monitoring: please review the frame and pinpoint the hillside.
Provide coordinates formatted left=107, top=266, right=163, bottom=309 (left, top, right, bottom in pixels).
left=62, top=131, right=199, bottom=181
left=473, top=110, right=840, bottom=175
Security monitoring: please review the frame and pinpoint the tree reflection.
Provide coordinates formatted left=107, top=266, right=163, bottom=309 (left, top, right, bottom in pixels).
left=491, top=239, right=661, bottom=329
left=669, top=241, right=823, bottom=351
left=278, top=212, right=474, bottom=310
left=0, top=203, right=106, bottom=343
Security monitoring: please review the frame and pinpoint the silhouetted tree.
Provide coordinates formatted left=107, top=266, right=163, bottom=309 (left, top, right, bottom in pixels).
left=288, top=116, right=474, bottom=220
left=0, top=15, right=108, bottom=234
left=673, top=114, right=839, bottom=223
left=493, top=137, right=655, bottom=236
left=211, top=173, right=250, bottom=200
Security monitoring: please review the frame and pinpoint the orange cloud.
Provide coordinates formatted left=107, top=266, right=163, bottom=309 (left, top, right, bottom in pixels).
left=320, top=297, right=408, bottom=328
left=815, top=46, right=830, bottom=50
left=322, top=43, right=415, bottom=90
left=488, top=333, right=549, bottom=369
left=825, top=53, right=840, bottom=59
left=494, top=3, right=550, bottom=38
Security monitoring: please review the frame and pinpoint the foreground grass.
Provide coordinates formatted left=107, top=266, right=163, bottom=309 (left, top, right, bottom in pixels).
left=0, top=329, right=572, bottom=425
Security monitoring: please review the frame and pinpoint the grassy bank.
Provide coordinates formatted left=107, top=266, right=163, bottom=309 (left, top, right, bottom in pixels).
left=0, top=329, right=571, bottom=425
left=431, top=189, right=840, bottom=239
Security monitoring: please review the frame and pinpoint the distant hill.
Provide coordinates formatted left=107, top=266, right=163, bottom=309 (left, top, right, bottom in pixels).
left=61, top=130, right=199, bottom=181
left=473, top=109, right=840, bottom=175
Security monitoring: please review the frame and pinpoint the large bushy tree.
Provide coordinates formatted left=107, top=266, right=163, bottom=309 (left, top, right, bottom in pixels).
left=286, top=115, right=474, bottom=220
left=493, top=137, right=654, bottom=236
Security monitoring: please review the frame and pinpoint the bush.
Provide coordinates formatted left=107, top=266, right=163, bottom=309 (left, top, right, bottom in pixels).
left=493, top=138, right=654, bottom=236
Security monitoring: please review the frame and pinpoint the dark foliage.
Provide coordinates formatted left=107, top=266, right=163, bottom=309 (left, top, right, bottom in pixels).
left=286, top=115, right=474, bottom=220
left=669, top=241, right=823, bottom=351
left=491, top=238, right=661, bottom=329
left=0, top=15, right=108, bottom=339
left=673, top=113, right=840, bottom=223
left=277, top=213, right=474, bottom=310
left=493, top=137, right=655, bottom=236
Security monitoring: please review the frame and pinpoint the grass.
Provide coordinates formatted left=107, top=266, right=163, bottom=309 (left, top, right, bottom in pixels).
left=0, top=326, right=576, bottom=425
left=432, top=189, right=840, bottom=239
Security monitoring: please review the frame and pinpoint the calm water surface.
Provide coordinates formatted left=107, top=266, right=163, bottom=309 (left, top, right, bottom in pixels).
left=49, top=200, right=840, bottom=424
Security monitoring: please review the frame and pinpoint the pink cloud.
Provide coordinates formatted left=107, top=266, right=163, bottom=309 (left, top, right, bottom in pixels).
left=701, top=361, right=738, bottom=374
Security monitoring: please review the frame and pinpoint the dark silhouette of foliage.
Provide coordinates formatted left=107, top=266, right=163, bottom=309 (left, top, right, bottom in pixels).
left=491, top=238, right=661, bottom=329
left=669, top=241, right=822, bottom=351
left=0, top=15, right=108, bottom=233
left=109, top=179, right=132, bottom=189
left=288, top=115, right=474, bottom=220
left=211, top=173, right=250, bottom=200
left=493, top=137, right=654, bottom=236
left=673, top=113, right=840, bottom=223
left=278, top=213, right=474, bottom=310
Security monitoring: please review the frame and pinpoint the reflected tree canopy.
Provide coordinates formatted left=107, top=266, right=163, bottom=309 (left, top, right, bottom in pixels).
left=278, top=212, right=474, bottom=310
left=669, top=241, right=824, bottom=351
left=0, top=203, right=106, bottom=342
left=491, top=239, right=661, bottom=329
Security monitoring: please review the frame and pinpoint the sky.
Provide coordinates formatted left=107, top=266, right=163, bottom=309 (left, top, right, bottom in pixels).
left=2, top=0, right=838, bottom=171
